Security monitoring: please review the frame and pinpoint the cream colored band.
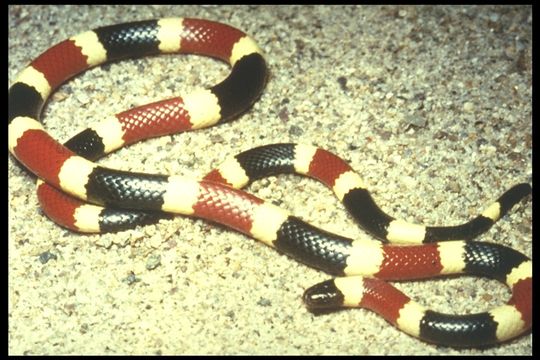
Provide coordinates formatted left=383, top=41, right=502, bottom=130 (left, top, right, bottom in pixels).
left=396, top=301, right=425, bottom=337
left=8, top=116, right=45, bottom=153
left=217, top=157, right=250, bottom=188
left=91, top=115, right=126, bottom=154
left=74, top=204, right=102, bottom=232
left=70, top=31, right=107, bottom=67
left=157, top=17, right=184, bottom=53
left=489, top=305, right=526, bottom=341
left=505, top=261, right=532, bottom=288
left=293, top=144, right=317, bottom=175
left=58, top=156, right=97, bottom=200
left=250, top=203, right=289, bottom=246
left=481, top=202, right=501, bottom=221
left=386, top=219, right=426, bottom=244
left=161, top=176, right=200, bottom=214
left=15, top=66, right=51, bottom=100
left=343, top=240, right=384, bottom=276
left=183, top=89, right=221, bottom=129
left=438, top=241, right=466, bottom=275
left=230, top=36, right=263, bottom=66
left=333, top=171, right=366, bottom=201
left=334, top=276, right=365, bottom=307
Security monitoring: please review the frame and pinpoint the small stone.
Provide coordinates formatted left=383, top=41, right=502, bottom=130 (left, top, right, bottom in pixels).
left=38, top=251, right=57, bottom=264
left=404, top=114, right=427, bottom=129
left=225, top=310, right=235, bottom=319
left=378, top=130, right=392, bottom=140
left=504, top=45, right=517, bottom=59
left=289, top=125, right=303, bottom=136
left=146, top=254, right=161, bottom=270
left=123, top=272, right=141, bottom=285
left=359, top=112, right=373, bottom=122
left=447, top=181, right=461, bottom=193
left=278, top=108, right=289, bottom=122
left=149, top=235, right=163, bottom=249
left=337, top=76, right=348, bottom=91
left=488, top=13, right=500, bottom=22
left=463, top=101, right=474, bottom=113
left=76, top=93, right=90, bottom=105
left=52, top=91, right=69, bottom=102
left=257, top=297, right=272, bottom=307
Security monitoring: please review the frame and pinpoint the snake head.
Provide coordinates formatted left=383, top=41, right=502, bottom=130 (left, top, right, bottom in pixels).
left=303, top=279, right=344, bottom=311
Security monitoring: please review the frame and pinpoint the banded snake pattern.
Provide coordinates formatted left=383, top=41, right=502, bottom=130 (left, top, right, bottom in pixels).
left=8, top=18, right=532, bottom=348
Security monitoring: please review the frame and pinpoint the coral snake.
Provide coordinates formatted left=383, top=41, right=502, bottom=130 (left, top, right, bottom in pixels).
left=8, top=18, right=531, bottom=348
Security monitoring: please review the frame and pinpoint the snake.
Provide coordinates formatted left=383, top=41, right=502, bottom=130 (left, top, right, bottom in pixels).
left=8, top=18, right=532, bottom=348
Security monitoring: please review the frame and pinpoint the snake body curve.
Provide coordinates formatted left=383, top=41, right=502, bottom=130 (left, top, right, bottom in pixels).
left=8, top=18, right=531, bottom=347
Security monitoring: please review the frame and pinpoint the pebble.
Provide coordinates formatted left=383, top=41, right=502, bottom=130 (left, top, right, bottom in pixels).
left=404, top=114, right=427, bottom=128
left=288, top=125, right=303, bottom=136
left=463, top=101, right=474, bottom=112
left=256, top=297, right=272, bottom=307
left=38, top=251, right=57, bottom=264
left=489, top=13, right=500, bottom=22
left=446, top=181, right=461, bottom=193
left=76, top=93, right=90, bottom=105
left=146, top=254, right=161, bottom=270
left=123, top=272, right=141, bottom=285
left=337, top=76, right=348, bottom=91
left=278, top=107, right=289, bottom=122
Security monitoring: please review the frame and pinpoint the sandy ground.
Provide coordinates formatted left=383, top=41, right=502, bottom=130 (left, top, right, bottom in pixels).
left=8, top=5, right=532, bottom=355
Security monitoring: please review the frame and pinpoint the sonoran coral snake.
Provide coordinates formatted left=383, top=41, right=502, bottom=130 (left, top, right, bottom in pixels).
left=8, top=18, right=531, bottom=347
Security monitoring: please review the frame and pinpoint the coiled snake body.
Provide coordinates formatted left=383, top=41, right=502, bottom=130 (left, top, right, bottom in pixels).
left=8, top=18, right=531, bottom=348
